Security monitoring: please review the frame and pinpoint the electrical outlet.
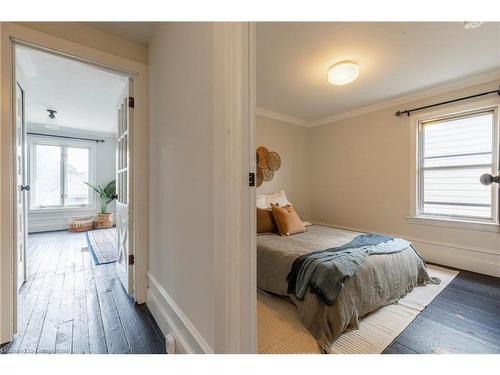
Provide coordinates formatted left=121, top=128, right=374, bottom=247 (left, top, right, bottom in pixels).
left=165, top=334, right=176, bottom=354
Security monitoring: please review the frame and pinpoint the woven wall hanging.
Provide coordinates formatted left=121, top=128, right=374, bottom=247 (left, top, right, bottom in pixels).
left=256, top=146, right=281, bottom=187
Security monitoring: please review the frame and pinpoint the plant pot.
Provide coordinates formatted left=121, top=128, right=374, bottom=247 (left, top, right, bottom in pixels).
left=94, top=213, right=113, bottom=229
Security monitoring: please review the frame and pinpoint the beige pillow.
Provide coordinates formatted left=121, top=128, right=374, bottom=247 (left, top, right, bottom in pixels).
left=257, top=207, right=277, bottom=234
left=270, top=204, right=305, bottom=236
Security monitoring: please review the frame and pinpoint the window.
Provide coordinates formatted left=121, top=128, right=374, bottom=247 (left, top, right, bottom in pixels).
left=30, top=138, right=95, bottom=210
left=417, top=107, right=499, bottom=224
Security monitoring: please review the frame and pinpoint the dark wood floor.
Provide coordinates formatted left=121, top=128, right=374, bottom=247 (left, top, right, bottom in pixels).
left=384, top=267, right=500, bottom=354
left=1, top=230, right=166, bottom=354
left=2, top=231, right=499, bottom=355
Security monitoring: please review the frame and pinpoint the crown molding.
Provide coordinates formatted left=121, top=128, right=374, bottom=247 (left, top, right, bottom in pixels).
left=257, top=70, right=500, bottom=128
left=255, top=107, right=310, bottom=127
left=310, top=70, right=500, bottom=127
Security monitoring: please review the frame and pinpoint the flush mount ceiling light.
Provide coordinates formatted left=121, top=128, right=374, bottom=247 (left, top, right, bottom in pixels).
left=464, top=21, right=483, bottom=30
left=328, top=61, right=359, bottom=86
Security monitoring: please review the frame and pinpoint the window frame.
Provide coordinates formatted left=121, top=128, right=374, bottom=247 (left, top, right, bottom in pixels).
left=407, top=97, right=500, bottom=232
left=28, top=135, right=97, bottom=212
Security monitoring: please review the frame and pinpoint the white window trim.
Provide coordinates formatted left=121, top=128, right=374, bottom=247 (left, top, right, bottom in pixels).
left=28, top=135, right=97, bottom=212
left=407, top=97, right=500, bottom=232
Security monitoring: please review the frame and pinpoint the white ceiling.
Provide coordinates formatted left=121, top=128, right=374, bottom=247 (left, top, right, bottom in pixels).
left=16, top=45, right=128, bottom=135
left=257, top=22, right=500, bottom=122
left=84, top=22, right=159, bottom=44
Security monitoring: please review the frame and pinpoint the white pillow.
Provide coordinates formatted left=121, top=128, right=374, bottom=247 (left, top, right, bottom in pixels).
left=264, top=190, right=290, bottom=208
left=256, top=195, right=267, bottom=209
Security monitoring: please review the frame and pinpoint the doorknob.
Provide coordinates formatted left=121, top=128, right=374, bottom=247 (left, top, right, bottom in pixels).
left=480, top=173, right=499, bottom=186
left=20, top=184, right=30, bottom=192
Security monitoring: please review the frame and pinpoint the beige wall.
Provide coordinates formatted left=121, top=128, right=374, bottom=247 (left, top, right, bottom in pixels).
left=256, top=115, right=311, bottom=219
left=15, top=22, right=148, bottom=65
left=309, top=79, right=500, bottom=276
left=148, top=22, right=216, bottom=351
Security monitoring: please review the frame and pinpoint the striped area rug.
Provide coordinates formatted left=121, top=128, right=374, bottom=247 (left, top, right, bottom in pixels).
left=86, top=227, right=118, bottom=265
left=257, top=265, right=458, bottom=354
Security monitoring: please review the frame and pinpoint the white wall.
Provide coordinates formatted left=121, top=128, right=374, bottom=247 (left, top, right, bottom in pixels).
left=148, top=22, right=254, bottom=354
left=26, top=124, right=117, bottom=233
left=309, top=79, right=500, bottom=277
left=148, top=23, right=216, bottom=352
left=256, top=115, right=311, bottom=219
left=15, top=48, right=118, bottom=233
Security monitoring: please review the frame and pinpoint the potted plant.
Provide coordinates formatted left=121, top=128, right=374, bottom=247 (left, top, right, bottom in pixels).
left=85, top=180, right=117, bottom=229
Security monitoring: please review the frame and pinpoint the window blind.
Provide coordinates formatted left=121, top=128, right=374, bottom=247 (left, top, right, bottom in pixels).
left=420, top=111, right=495, bottom=220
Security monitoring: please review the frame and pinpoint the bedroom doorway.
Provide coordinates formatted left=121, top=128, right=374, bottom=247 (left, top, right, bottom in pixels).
left=6, top=40, right=151, bottom=353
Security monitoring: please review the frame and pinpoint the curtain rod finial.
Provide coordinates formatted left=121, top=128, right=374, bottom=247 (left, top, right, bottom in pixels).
left=395, top=110, right=408, bottom=117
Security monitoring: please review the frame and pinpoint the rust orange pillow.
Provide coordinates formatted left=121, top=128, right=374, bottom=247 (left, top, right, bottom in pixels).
left=257, top=207, right=277, bottom=234
left=270, top=204, right=305, bottom=236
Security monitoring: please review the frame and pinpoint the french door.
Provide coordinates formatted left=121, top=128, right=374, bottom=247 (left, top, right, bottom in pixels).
left=15, top=82, right=28, bottom=290
left=115, top=79, right=134, bottom=294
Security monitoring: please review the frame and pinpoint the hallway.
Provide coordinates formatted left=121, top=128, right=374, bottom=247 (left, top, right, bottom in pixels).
left=2, top=231, right=165, bottom=354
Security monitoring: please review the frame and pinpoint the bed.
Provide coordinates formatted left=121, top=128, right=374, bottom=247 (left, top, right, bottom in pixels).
left=257, top=224, right=436, bottom=352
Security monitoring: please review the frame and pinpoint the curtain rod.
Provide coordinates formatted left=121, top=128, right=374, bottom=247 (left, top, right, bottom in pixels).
left=395, top=86, right=500, bottom=117
left=27, top=132, right=105, bottom=143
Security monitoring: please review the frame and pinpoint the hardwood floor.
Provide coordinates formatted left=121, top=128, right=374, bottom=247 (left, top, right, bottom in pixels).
left=1, top=230, right=166, bottom=354
left=384, top=268, right=500, bottom=354
left=2, top=230, right=498, bottom=355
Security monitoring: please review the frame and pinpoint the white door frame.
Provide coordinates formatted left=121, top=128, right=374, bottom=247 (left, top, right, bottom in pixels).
left=212, top=22, right=257, bottom=353
left=0, top=22, right=149, bottom=345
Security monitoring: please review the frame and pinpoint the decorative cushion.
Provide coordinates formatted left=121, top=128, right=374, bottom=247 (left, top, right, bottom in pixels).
left=257, top=207, right=278, bottom=234
left=270, top=204, right=305, bottom=236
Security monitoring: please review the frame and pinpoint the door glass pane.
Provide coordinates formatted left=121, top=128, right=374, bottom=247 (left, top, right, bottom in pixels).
left=34, top=144, right=61, bottom=207
left=67, top=147, right=90, bottom=206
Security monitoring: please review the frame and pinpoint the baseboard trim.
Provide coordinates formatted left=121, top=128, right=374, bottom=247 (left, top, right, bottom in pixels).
left=146, top=271, right=213, bottom=354
left=312, top=221, right=500, bottom=278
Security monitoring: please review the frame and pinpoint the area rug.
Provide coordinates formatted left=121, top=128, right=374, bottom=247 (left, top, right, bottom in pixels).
left=86, top=227, right=118, bottom=265
left=257, top=265, right=458, bottom=354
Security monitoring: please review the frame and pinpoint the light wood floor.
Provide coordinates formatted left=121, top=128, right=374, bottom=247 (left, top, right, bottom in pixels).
left=1, top=230, right=165, bottom=354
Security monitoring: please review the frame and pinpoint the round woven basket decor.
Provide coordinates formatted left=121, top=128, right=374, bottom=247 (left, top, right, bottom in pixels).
left=256, top=167, right=264, bottom=187
left=268, top=151, right=281, bottom=171
left=257, top=146, right=269, bottom=169
left=262, top=167, right=274, bottom=182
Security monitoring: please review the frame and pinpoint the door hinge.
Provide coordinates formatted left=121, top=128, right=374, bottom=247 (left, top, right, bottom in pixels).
left=128, top=254, right=135, bottom=265
left=249, top=172, right=255, bottom=187
left=128, top=97, right=135, bottom=108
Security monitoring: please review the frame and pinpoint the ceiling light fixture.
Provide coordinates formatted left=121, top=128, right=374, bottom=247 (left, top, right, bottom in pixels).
left=45, top=109, right=59, bottom=129
left=328, top=61, right=359, bottom=86
left=464, top=21, right=483, bottom=30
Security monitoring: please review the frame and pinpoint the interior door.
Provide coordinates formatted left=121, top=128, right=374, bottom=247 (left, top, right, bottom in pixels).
left=115, top=79, right=133, bottom=294
left=15, top=82, right=28, bottom=291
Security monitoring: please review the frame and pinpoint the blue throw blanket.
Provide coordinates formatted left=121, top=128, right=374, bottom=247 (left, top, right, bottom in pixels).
left=287, top=234, right=415, bottom=305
